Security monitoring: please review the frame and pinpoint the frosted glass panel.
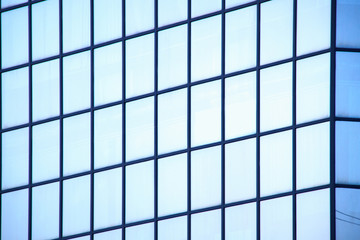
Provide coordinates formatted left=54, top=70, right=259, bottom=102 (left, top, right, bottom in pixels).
left=158, top=89, right=187, bottom=154
left=126, top=161, right=154, bottom=223
left=158, top=0, right=187, bottom=27
left=32, top=59, right=60, bottom=121
left=225, top=203, right=256, bottom=240
left=225, top=72, right=256, bottom=139
left=191, top=210, right=221, bottom=240
left=191, top=80, right=221, bottom=147
left=225, top=6, right=256, bottom=73
left=1, top=67, right=29, bottom=128
left=94, top=105, right=122, bottom=168
left=126, top=223, right=154, bottom=240
left=158, top=216, right=187, bottom=240
left=32, top=0, right=59, bottom=60
left=225, top=138, right=256, bottom=203
left=260, top=130, right=292, bottom=196
left=32, top=183, right=59, bottom=240
left=32, top=120, right=59, bottom=183
left=158, top=154, right=187, bottom=216
left=337, top=0, right=360, bottom=48
left=1, top=128, right=28, bottom=190
left=125, top=0, right=154, bottom=35
left=94, top=229, right=122, bottom=240
left=192, top=0, right=221, bottom=17
left=191, top=15, right=221, bottom=82
left=191, top=146, right=221, bottom=210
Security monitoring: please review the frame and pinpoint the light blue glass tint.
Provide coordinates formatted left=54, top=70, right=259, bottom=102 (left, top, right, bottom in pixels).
left=337, top=0, right=360, bottom=48
left=126, top=161, right=154, bottom=223
left=32, top=183, right=59, bottom=240
left=260, top=130, right=292, bottom=196
left=94, top=105, right=122, bottom=168
left=126, top=223, right=154, bottom=240
left=225, top=203, right=256, bottom=240
left=94, top=42, right=122, bottom=106
left=261, top=196, right=292, bottom=240
left=158, top=154, right=187, bottom=216
left=63, top=113, right=90, bottom=176
left=32, top=120, right=59, bottom=183
left=191, top=80, right=221, bottom=147
left=1, top=67, right=28, bottom=128
left=336, top=188, right=360, bottom=240
left=225, top=6, right=256, bottom=73
left=192, top=0, right=221, bottom=17
left=297, top=189, right=330, bottom=240
left=225, top=72, right=256, bottom=139
left=260, top=62, right=292, bottom=132
left=32, top=59, right=60, bottom=121
left=63, top=51, right=91, bottom=114
left=226, top=0, right=254, bottom=8
left=1, top=0, right=27, bottom=8
left=158, top=25, right=187, bottom=91
left=63, top=175, right=90, bottom=236
left=260, top=0, right=293, bottom=65
left=158, top=0, right=187, bottom=27
left=225, top=139, right=256, bottom=203
left=1, top=128, right=28, bottom=190
left=94, top=168, right=122, bottom=230
left=296, top=53, right=330, bottom=124
left=94, top=0, right=122, bottom=44
left=32, top=0, right=59, bottom=60
left=1, top=6, right=28, bottom=69
left=336, top=52, right=360, bottom=118
left=336, top=121, right=360, bottom=185
left=297, top=122, right=330, bottom=190
left=191, top=146, right=221, bottom=210
left=126, top=97, right=154, bottom=161
left=94, top=229, right=122, bottom=240
left=297, top=0, right=330, bottom=56
left=158, top=89, right=187, bottom=154
left=1, top=189, right=28, bottom=240
left=191, top=210, right=221, bottom=240
left=191, top=15, right=221, bottom=82
left=158, top=216, right=187, bottom=240
left=71, top=237, right=90, bottom=240
left=63, top=0, right=90, bottom=52
left=126, top=34, right=154, bottom=98
left=125, top=0, right=154, bottom=36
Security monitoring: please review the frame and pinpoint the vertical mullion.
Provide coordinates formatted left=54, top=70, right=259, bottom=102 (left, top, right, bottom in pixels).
left=0, top=5, right=2, bottom=239
left=59, top=0, right=64, bottom=238
left=187, top=0, right=191, bottom=239
left=90, top=0, right=95, bottom=238
left=28, top=1, right=33, bottom=239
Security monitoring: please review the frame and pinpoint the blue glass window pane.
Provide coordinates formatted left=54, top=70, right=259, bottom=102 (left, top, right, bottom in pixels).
left=94, top=229, right=122, bottom=240
left=125, top=0, right=154, bottom=36
left=225, top=203, right=257, bottom=240
left=126, top=223, right=154, bottom=240
left=158, top=216, right=187, bottom=240
left=158, top=0, right=187, bottom=27
left=226, top=0, right=253, bottom=8
left=192, top=0, right=221, bottom=17
left=337, top=0, right=360, bottom=48
left=1, top=0, right=27, bottom=8
left=191, top=210, right=221, bottom=240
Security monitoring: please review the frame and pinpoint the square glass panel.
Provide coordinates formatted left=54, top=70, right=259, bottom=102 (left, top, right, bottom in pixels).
left=94, top=229, right=122, bottom=240
left=225, top=203, right=257, bottom=240
left=226, top=0, right=254, bottom=8
left=337, top=0, right=360, bottom=48
left=158, top=0, right=187, bottom=27
left=191, top=210, right=221, bottom=240
left=192, top=0, right=221, bottom=17
left=125, top=0, right=154, bottom=36
left=158, top=216, right=187, bottom=240
left=126, top=223, right=154, bottom=240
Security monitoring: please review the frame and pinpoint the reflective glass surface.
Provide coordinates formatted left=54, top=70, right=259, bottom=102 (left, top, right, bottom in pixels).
left=226, top=203, right=256, bottom=240
left=158, top=216, right=187, bottom=240
left=158, top=0, right=187, bottom=27
left=191, top=210, right=221, bottom=240
left=126, top=223, right=154, bottom=240
left=337, top=0, right=360, bottom=48
left=192, top=0, right=221, bottom=17
left=125, top=0, right=154, bottom=36
left=94, top=229, right=122, bottom=240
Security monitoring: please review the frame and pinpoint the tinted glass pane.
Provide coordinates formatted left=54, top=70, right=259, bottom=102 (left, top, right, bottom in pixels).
left=94, top=229, right=122, bottom=240
left=192, top=0, right=221, bottom=17
left=225, top=203, right=256, bottom=240
left=158, top=216, right=187, bottom=240
left=125, top=0, right=154, bottom=36
left=126, top=223, right=154, bottom=240
left=1, top=0, right=27, bottom=8
left=191, top=210, right=221, bottom=240
left=226, top=0, right=253, bottom=8
left=158, top=0, right=187, bottom=27
left=337, top=0, right=360, bottom=48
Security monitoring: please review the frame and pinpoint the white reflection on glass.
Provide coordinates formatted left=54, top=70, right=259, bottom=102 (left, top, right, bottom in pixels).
left=94, top=105, right=122, bottom=168
left=260, top=0, right=293, bottom=65
left=260, top=130, right=292, bottom=196
left=192, top=0, right=221, bottom=17
left=226, top=0, right=254, bottom=8
left=1, top=128, right=28, bottom=190
left=225, top=138, right=256, bottom=203
left=297, top=122, right=329, bottom=190
left=191, top=80, right=221, bottom=147
left=94, top=229, right=122, bottom=240
left=225, top=6, right=256, bottom=73
left=94, top=0, right=122, bottom=44
left=126, top=223, right=154, bottom=240
left=336, top=0, right=360, bottom=48
left=1, top=0, right=27, bottom=8
left=261, top=196, right=292, bottom=240
left=63, top=51, right=91, bottom=114
left=126, top=161, right=154, bottom=223
left=32, top=183, right=59, bottom=240
left=260, top=62, right=292, bottom=132
left=158, top=154, right=187, bottom=216
left=297, top=189, right=330, bottom=240
left=191, top=15, right=221, bottom=82
left=1, top=6, right=28, bottom=69
left=63, top=0, right=90, bottom=52
left=32, top=120, right=59, bottom=183
left=126, top=34, right=154, bottom=98
left=297, top=53, right=330, bottom=124
left=32, top=0, right=59, bottom=60
left=94, top=42, right=122, bottom=106
left=191, top=146, right=221, bottom=210
left=225, top=203, right=256, bottom=240
left=158, top=25, right=187, bottom=90
left=158, top=0, right=187, bottom=27
left=125, top=0, right=154, bottom=36
left=126, top=97, right=154, bottom=161
left=64, top=113, right=91, bottom=176
left=32, top=59, right=60, bottom=121
left=1, top=189, right=28, bottom=240
left=94, top=168, right=122, bottom=230
left=1, top=67, right=29, bottom=128
left=158, top=216, right=187, bottom=240
left=63, top=175, right=90, bottom=236
left=225, top=72, right=256, bottom=139
left=158, top=89, right=187, bottom=154
left=191, top=210, right=221, bottom=240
